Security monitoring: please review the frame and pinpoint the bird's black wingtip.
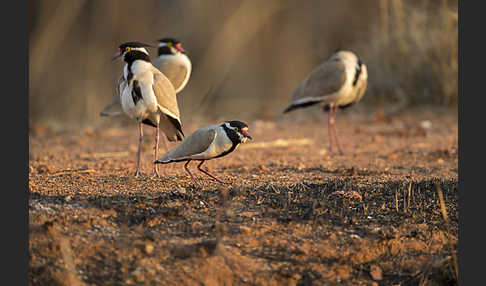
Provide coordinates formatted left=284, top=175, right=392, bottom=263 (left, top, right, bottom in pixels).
left=283, top=105, right=295, bottom=114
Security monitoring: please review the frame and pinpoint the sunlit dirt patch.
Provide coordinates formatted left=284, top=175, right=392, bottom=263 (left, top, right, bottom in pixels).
left=29, top=110, right=458, bottom=285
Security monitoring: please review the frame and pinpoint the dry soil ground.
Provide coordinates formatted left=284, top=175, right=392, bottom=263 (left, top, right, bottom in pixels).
left=29, top=107, right=458, bottom=286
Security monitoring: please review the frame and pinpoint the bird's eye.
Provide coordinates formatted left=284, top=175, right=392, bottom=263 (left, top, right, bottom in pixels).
left=167, top=42, right=173, bottom=47
left=234, top=127, right=239, bottom=132
left=125, top=47, right=131, bottom=52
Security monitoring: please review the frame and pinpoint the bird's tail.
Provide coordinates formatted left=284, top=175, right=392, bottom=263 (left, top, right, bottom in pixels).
left=100, top=95, right=124, bottom=117
left=154, top=158, right=186, bottom=164
left=283, top=100, right=321, bottom=113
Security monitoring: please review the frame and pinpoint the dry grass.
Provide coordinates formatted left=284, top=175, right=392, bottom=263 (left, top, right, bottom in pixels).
left=436, top=184, right=459, bottom=282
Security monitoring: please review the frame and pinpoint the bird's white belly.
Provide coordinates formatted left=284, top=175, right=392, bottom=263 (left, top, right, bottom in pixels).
left=120, top=83, right=158, bottom=120
left=335, top=84, right=356, bottom=106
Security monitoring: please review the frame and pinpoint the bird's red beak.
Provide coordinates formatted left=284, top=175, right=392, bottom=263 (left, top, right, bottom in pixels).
left=241, top=130, right=252, bottom=140
left=174, top=43, right=185, bottom=53
left=112, top=49, right=122, bottom=61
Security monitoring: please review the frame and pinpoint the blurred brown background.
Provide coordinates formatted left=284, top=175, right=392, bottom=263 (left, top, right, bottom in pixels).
left=29, top=0, right=458, bottom=130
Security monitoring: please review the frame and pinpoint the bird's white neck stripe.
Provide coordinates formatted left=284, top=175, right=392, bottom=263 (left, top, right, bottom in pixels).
left=131, top=47, right=149, bottom=55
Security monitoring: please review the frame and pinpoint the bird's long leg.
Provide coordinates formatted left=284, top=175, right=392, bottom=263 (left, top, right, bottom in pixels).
left=197, top=160, right=228, bottom=184
left=327, top=105, right=335, bottom=153
left=153, top=124, right=160, bottom=177
left=184, top=160, right=200, bottom=187
left=330, top=105, right=344, bottom=154
left=135, top=122, right=143, bottom=177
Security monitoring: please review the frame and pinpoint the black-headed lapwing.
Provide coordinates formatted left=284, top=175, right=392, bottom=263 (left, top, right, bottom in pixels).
left=112, top=41, right=184, bottom=177
left=154, top=121, right=252, bottom=186
left=100, top=38, right=191, bottom=117
left=153, top=38, right=192, bottom=94
left=283, top=50, right=368, bottom=154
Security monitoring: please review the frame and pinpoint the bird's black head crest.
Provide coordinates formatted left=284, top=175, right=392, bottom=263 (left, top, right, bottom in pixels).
left=119, top=41, right=153, bottom=50
left=226, top=121, right=248, bottom=130
left=158, top=38, right=181, bottom=45
left=157, top=38, right=186, bottom=55
left=220, top=120, right=252, bottom=149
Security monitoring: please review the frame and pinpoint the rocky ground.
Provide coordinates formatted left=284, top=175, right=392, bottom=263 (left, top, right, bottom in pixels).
left=29, top=107, right=458, bottom=285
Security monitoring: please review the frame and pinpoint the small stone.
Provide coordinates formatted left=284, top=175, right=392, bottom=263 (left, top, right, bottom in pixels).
left=239, top=226, right=252, bottom=234
left=145, top=243, right=154, bottom=255
left=420, top=120, right=432, bottom=129
left=37, top=164, right=50, bottom=174
left=370, top=264, right=383, bottom=281
left=258, top=164, right=269, bottom=172
left=372, top=135, right=384, bottom=143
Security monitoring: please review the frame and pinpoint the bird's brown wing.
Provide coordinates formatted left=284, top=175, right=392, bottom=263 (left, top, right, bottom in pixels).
left=292, top=60, right=347, bottom=102
left=151, top=67, right=184, bottom=141
left=157, top=126, right=217, bottom=163
left=153, top=58, right=189, bottom=93
left=100, top=75, right=125, bottom=116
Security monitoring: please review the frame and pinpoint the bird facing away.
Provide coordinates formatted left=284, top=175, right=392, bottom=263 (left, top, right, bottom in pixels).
left=283, top=50, right=368, bottom=154
left=154, top=121, right=252, bottom=186
left=112, top=41, right=184, bottom=177
left=100, top=38, right=191, bottom=117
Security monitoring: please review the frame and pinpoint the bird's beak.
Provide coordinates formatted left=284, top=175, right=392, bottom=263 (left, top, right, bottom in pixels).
left=174, top=43, right=185, bottom=53
left=112, top=50, right=122, bottom=61
left=241, top=130, right=252, bottom=140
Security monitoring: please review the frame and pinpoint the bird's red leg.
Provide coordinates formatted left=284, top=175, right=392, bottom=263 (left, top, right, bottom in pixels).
left=197, top=161, right=228, bottom=184
left=135, top=122, right=143, bottom=177
left=153, top=125, right=160, bottom=177
left=327, top=105, right=335, bottom=153
left=184, top=160, right=200, bottom=187
left=331, top=106, right=344, bottom=154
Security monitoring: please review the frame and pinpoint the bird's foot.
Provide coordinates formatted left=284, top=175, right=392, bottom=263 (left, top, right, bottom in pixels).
left=208, top=176, right=230, bottom=185
left=191, top=181, right=203, bottom=189
left=152, top=168, right=161, bottom=178
left=134, top=169, right=143, bottom=177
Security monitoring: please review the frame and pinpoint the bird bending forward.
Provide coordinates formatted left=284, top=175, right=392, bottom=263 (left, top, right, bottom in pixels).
left=154, top=121, right=252, bottom=186
left=283, top=49, right=368, bottom=154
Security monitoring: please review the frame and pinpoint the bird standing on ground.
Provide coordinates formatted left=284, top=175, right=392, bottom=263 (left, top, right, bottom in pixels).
left=100, top=38, right=192, bottom=116
left=283, top=50, right=368, bottom=154
left=154, top=121, right=252, bottom=186
left=112, top=41, right=184, bottom=177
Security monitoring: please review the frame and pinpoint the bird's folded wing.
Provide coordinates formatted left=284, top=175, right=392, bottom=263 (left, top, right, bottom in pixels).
left=151, top=68, right=184, bottom=141
left=291, top=60, right=347, bottom=103
left=152, top=68, right=181, bottom=121
left=153, top=58, right=188, bottom=93
left=158, top=127, right=217, bottom=162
